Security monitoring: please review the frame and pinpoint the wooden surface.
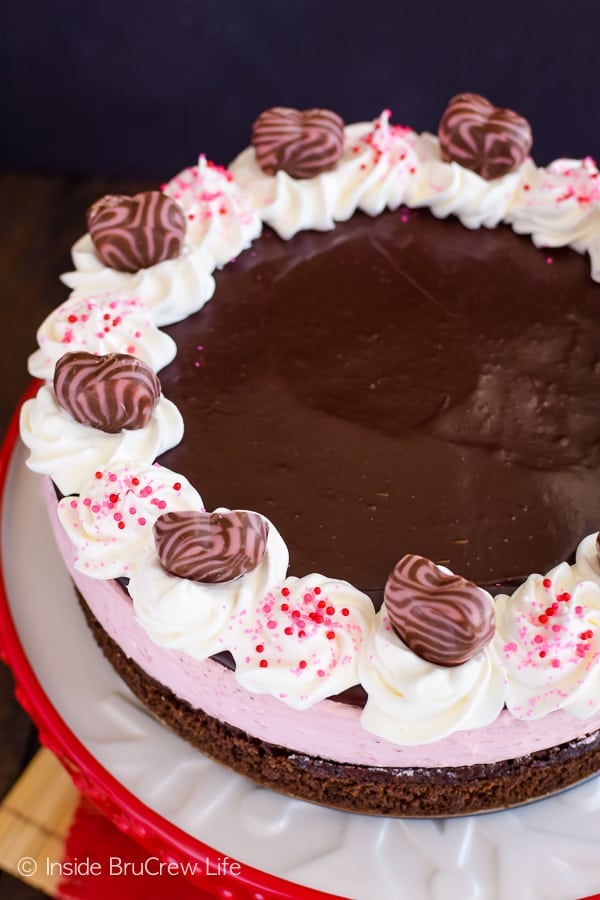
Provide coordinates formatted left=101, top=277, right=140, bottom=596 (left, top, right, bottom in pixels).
left=0, top=171, right=151, bottom=897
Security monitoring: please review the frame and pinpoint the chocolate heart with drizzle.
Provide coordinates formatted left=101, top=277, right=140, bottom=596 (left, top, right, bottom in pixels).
left=384, top=554, right=496, bottom=666
left=438, top=93, right=532, bottom=180
left=154, top=510, right=269, bottom=584
left=87, top=191, right=186, bottom=273
left=54, top=351, right=160, bottom=433
left=252, top=106, right=345, bottom=180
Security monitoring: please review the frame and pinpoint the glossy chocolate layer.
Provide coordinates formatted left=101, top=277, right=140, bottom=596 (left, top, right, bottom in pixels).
left=158, top=208, right=600, bottom=597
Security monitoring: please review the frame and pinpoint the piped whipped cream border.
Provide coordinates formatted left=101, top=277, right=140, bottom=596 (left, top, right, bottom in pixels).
left=21, top=110, right=600, bottom=749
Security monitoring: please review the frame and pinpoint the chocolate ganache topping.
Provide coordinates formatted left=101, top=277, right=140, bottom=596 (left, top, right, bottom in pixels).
left=384, top=554, right=496, bottom=666
left=153, top=509, right=269, bottom=584
left=157, top=207, right=600, bottom=600
left=54, top=351, right=161, bottom=433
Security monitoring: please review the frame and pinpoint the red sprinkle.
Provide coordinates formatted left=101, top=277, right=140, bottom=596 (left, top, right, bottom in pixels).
left=172, top=482, right=182, bottom=491
left=281, top=587, right=290, bottom=597
left=341, top=608, right=350, bottom=617
left=299, top=660, right=307, bottom=669
left=538, top=614, right=548, bottom=624
left=542, top=578, right=552, bottom=589
left=326, top=631, right=335, bottom=640
left=255, top=644, right=264, bottom=653
left=259, top=659, right=269, bottom=668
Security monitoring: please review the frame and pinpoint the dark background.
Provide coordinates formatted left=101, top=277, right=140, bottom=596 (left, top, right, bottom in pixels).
left=1, top=0, right=600, bottom=182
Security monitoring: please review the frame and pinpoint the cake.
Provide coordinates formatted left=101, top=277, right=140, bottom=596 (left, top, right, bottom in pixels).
left=19, top=94, right=600, bottom=817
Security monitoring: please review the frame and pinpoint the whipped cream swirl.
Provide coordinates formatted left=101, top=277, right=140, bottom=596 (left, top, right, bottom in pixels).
left=507, top=157, right=600, bottom=278
left=129, top=510, right=288, bottom=661
left=232, top=109, right=600, bottom=282
left=20, top=385, right=183, bottom=496
left=28, top=292, right=176, bottom=381
left=57, top=462, right=203, bottom=579
left=230, top=110, right=523, bottom=239
left=230, top=574, right=374, bottom=710
left=162, top=155, right=262, bottom=268
left=359, top=606, right=506, bottom=744
left=61, top=237, right=216, bottom=327
left=496, top=556, right=600, bottom=720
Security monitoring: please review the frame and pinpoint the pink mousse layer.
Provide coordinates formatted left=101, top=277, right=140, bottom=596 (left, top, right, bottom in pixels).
left=44, top=478, right=600, bottom=768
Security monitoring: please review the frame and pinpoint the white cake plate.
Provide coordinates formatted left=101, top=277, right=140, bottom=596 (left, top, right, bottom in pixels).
left=2, top=398, right=600, bottom=900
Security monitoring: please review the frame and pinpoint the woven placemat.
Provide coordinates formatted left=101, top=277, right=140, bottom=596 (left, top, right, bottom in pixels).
left=0, top=748, right=79, bottom=896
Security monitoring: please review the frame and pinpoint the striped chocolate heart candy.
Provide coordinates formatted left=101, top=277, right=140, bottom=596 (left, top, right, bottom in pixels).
left=153, top=510, right=269, bottom=584
left=438, top=92, right=532, bottom=180
left=54, top=351, right=160, bottom=433
left=87, top=191, right=186, bottom=273
left=252, top=106, right=345, bottom=180
left=384, top=554, right=495, bottom=666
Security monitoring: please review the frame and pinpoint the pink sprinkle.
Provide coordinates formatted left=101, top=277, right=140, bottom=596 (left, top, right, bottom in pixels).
left=551, top=659, right=561, bottom=668
left=137, top=517, right=147, bottom=526
left=267, top=620, right=277, bottom=630
left=552, top=624, right=561, bottom=633
left=533, top=635, right=544, bottom=644
left=83, top=497, right=91, bottom=507
left=129, top=507, right=136, bottom=515
left=575, top=606, right=584, bottom=615
left=317, top=669, right=326, bottom=678
left=113, top=513, right=123, bottom=522
left=70, top=499, right=78, bottom=508
left=546, top=256, right=554, bottom=265
left=109, top=473, right=117, bottom=482
left=91, top=504, right=101, bottom=513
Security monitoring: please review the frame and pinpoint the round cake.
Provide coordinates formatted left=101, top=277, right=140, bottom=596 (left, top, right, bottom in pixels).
left=19, top=95, right=600, bottom=816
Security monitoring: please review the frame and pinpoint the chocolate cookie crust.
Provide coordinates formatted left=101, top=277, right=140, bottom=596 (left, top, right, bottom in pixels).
left=79, top=592, right=600, bottom=817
